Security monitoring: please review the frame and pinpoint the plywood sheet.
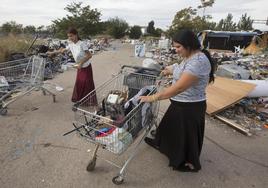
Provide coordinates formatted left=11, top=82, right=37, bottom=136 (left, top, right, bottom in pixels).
left=206, top=77, right=256, bottom=115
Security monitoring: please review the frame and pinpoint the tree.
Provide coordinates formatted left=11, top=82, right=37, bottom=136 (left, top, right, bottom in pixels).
left=24, top=25, right=36, bottom=34
left=168, top=7, right=216, bottom=36
left=147, top=21, right=156, bottom=35
left=237, top=13, right=253, bottom=31
left=169, top=7, right=196, bottom=36
left=192, top=15, right=216, bottom=31
left=154, top=28, right=163, bottom=37
left=215, top=19, right=224, bottom=30
left=1, top=21, right=23, bottom=34
left=216, top=13, right=237, bottom=31
left=52, top=2, right=101, bottom=38
left=223, top=14, right=237, bottom=31
left=106, top=17, right=129, bottom=39
left=97, top=21, right=110, bottom=34
left=45, top=25, right=56, bottom=36
left=129, top=25, right=142, bottom=39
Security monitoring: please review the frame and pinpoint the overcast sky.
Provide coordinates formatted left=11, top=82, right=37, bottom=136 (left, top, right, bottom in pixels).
left=0, top=0, right=267, bottom=30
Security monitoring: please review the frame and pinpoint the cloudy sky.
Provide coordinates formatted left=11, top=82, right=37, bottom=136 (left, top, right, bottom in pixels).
left=0, top=0, right=267, bottom=30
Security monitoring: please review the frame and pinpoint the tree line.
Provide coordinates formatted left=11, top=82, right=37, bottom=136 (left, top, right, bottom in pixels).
left=0, top=2, right=255, bottom=39
left=168, top=7, right=254, bottom=36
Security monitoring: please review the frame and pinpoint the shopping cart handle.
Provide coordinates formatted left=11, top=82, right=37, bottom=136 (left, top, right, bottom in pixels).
left=120, top=65, right=161, bottom=74
left=72, top=102, right=81, bottom=111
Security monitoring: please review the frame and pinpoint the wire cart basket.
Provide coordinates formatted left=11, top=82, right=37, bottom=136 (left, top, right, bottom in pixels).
left=65, top=65, right=161, bottom=185
left=0, top=55, right=56, bottom=115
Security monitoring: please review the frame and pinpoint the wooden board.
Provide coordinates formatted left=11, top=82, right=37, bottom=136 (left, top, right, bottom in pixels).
left=206, top=77, right=256, bottom=115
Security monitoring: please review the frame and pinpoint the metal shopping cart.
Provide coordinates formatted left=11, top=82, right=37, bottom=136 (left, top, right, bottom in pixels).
left=65, top=65, right=161, bottom=185
left=0, top=55, right=56, bottom=115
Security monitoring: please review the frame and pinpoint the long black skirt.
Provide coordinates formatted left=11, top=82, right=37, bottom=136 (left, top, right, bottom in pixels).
left=154, top=100, right=206, bottom=171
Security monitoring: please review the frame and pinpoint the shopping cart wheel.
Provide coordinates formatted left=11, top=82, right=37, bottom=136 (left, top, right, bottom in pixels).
left=0, top=108, right=7, bottom=116
left=53, top=95, right=56, bottom=103
left=112, top=175, right=124, bottom=185
left=150, top=130, right=156, bottom=137
left=72, top=106, right=77, bottom=112
left=86, top=157, right=96, bottom=171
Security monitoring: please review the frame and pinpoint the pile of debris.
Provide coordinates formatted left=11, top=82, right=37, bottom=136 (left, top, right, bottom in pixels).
left=87, top=38, right=112, bottom=53
left=27, top=37, right=113, bottom=79
left=218, top=97, right=268, bottom=133
left=144, top=48, right=182, bottom=66
left=215, top=53, right=268, bottom=80
left=131, top=38, right=182, bottom=66
left=208, top=51, right=268, bottom=135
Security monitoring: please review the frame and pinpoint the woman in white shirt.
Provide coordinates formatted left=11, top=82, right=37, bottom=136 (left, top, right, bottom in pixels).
left=48, top=28, right=97, bottom=105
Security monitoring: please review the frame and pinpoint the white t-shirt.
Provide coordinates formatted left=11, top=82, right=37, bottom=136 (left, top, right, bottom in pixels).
left=66, top=40, right=91, bottom=68
left=171, top=52, right=211, bottom=102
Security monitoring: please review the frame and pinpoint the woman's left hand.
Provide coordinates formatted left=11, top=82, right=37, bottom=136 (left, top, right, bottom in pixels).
left=139, top=95, right=155, bottom=103
left=46, top=51, right=53, bottom=57
left=76, top=63, right=82, bottom=69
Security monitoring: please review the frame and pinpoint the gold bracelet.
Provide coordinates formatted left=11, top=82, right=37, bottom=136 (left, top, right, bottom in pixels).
left=151, top=95, right=157, bottom=102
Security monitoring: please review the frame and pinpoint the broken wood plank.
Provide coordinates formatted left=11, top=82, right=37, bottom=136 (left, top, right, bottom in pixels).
left=206, top=77, right=256, bottom=115
left=214, top=115, right=252, bottom=136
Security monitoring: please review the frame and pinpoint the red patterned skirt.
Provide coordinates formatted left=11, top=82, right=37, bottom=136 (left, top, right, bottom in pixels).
left=71, top=64, right=97, bottom=105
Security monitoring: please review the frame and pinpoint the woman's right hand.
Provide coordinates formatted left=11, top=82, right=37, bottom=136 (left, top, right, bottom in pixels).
left=160, top=66, right=173, bottom=77
left=46, top=51, right=56, bottom=57
left=160, top=69, right=169, bottom=77
left=46, top=51, right=52, bottom=56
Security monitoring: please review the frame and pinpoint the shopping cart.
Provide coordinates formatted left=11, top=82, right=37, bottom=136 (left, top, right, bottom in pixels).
left=65, top=65, right=161, bottom=185
left=0, top=55, right=56, bottom=115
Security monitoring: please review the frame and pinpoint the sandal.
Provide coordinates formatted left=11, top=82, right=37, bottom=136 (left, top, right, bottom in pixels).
left=177, top=165, right=199, bottom=172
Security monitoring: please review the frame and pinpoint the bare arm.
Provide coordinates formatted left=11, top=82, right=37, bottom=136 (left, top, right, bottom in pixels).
left=47, top=47, right=67, bottom=56
left=77, top=51, right=92, bottom=68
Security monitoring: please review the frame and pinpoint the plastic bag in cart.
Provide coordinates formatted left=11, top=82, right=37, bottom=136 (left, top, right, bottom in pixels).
left=95, top=127, right=133, bottom=154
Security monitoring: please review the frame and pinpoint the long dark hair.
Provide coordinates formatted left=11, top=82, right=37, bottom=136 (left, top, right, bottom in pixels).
left=172, top=29, right=215, bottom=83
left=67, top=27, right=81, bottom=40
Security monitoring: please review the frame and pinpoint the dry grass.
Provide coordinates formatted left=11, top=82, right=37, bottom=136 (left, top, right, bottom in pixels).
left=0, top=34, right=34, bottom=63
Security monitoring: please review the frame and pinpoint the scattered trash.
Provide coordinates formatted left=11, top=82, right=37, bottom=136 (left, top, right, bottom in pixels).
left=204, top=39, right=268, bottom=135
left=61, top=64, right=68, bottom=71
left=55, top=86, right=64, bottom=92
left=31, top=107, right=39, bottom=111
left=0, top=76, right=9, bottom=88
left=217, top=97, right=268, bottom=133
left=216, top=64, right=251, bottom=79
left=43, top=143, right=51, bottom=147
left=158, top=38, right=170, bottom=50
left=134, top=43, right=146, bottom=57
left=202, top=182, right=207, bottom=187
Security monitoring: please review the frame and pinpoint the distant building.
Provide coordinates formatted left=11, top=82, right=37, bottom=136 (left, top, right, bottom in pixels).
left=140, top=26, right=147, bottom=35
